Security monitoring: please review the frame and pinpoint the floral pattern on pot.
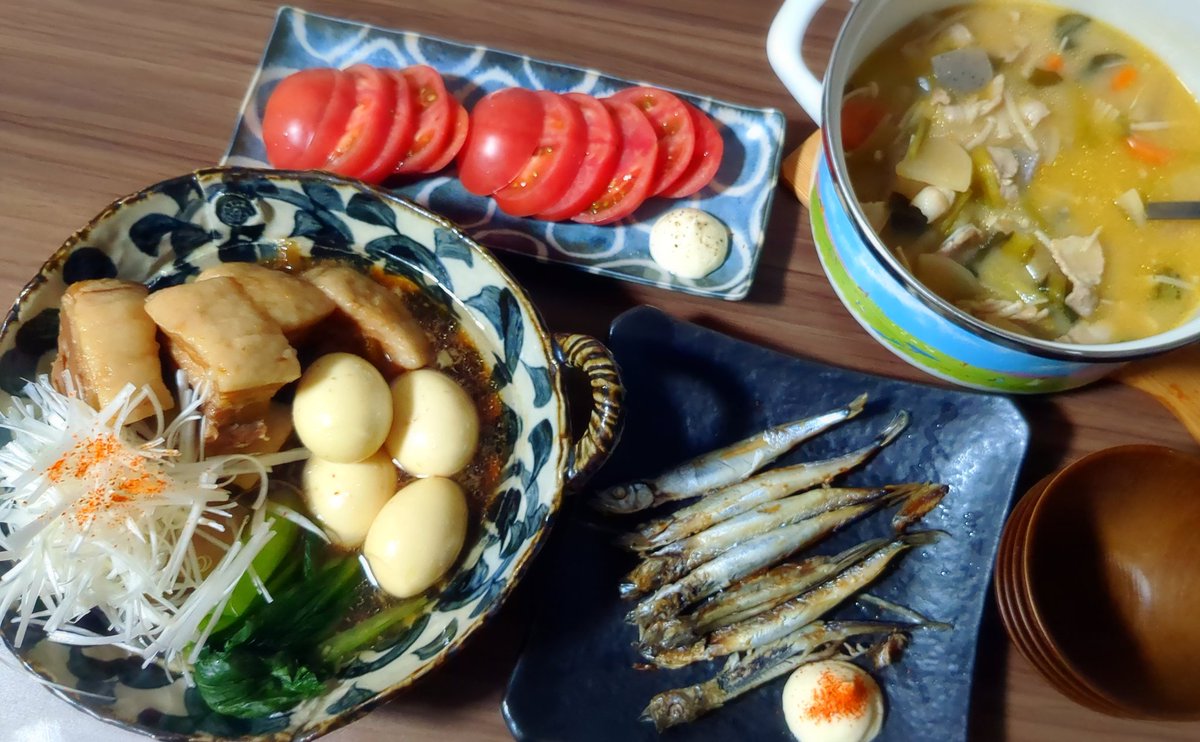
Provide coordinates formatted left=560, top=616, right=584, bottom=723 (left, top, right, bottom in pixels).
left=0, top=167, right=579, bottom=741
left=221, top=6, right=787, bottom=301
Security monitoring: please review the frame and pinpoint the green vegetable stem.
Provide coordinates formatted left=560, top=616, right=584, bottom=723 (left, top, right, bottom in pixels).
left=319, top=596, right=430, bottom=670
left=194, top=552, right=361, bottom=718
left=209, top=515, right=300, bottom=634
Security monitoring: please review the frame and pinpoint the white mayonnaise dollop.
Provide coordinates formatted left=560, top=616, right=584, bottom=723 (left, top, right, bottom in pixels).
left=781, top=660, right=884, bottom=742
left=649, top=208, right=729, bottom=278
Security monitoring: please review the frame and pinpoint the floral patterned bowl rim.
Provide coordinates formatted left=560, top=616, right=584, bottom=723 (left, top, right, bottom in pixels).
left=0, top=166, right=624, bottom=741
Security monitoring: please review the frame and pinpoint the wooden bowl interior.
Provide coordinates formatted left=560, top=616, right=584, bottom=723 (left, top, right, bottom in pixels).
left=1026, top=446, right=1200, bottom=719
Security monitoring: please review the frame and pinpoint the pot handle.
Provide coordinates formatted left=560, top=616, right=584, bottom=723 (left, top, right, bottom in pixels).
left=553, top=333, right=625, bottom=491
left=766, top=0, right=836, bottom=124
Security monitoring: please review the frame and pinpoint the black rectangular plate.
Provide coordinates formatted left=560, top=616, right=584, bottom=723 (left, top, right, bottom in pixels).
left=502, top=306, right=1028, bottom=741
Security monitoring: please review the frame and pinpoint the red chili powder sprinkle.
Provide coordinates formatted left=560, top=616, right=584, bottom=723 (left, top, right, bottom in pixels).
left=44, top=432, right=169, bottom=527
left=805, top=667, right=871, bottom=723
left=117, top=471, right=168, bottom=497
left=75, top=434, right=123, bottom=478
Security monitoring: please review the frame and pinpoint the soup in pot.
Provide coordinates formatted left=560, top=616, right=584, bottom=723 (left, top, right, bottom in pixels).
left=843, top=2, right=1200, bottom=344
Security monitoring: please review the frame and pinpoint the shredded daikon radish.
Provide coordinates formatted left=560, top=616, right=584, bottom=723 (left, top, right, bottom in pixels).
left=0, top=375, right=313, bottom=666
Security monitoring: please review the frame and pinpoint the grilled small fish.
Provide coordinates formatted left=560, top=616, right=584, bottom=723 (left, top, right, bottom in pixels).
left=592, top=394, right=867, bottom=515
left=627, top=503, right=878, bottom=629
left=623, top=484, right=932, bottom=600
left=640, top=620, right=913, bottom=731
left=648, top=531, right=942, bottom=668
left=651, top=535, right=898, bottom=648
left=624, top=411, right=910, bottom=551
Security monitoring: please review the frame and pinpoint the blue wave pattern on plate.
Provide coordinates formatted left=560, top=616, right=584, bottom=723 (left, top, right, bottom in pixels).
left=223, top=6, right=787, bottom=301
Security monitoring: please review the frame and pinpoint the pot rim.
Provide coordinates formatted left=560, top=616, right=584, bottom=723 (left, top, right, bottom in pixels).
left=818, top=0, right=1199, bottom=364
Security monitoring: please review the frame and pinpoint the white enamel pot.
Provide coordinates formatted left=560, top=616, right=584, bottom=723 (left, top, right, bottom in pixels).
left=768, top=0, right=1200, bottom=393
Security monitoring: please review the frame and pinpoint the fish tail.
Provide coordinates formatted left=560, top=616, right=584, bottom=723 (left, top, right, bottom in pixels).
left=892, top=483, right=950, bottom=531
left=879, top=482, right=937, bottom=511
left=832, top=534, right=896, bottom=570
left=857, top=592, right=953, bottom=630
left=900, top=529, right=948, bottom=548
left=882, top=482, right=934, bottom=499
left=846, top=392, right=869, bottom=417
left=874, top=410, right=910, bottom=448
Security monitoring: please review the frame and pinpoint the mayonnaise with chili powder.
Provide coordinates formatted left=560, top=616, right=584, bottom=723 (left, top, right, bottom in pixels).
left=781, top=660, right=884, bottom=742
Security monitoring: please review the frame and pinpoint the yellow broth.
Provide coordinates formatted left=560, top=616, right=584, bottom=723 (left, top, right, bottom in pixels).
left=844, top=1, right=1200, bottom=343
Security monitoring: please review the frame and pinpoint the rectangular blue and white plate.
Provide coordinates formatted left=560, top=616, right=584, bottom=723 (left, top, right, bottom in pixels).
left=222, top=7, right=786, bottom=301
left=503, top=307, right=1030, bottom=741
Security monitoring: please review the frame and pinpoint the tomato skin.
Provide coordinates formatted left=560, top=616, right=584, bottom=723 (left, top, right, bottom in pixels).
left=572, top=98, right=658, bottom=225
left=492, top=92, right=588, bottom=217
left=263, top=68, right=356, bottom=170
left=457, top=88, right=546, bottom=195
left=395, top=65, right=456, bottom=174
left=609, top=86, right=695, bottom=196
left=423, top=101, right=470, bottom=173
left=658, top=101, right=724, bottom=198
left=322, top=65, right=399, bottom=180
left=537, top=93, right=622, bottom=221
left=358, top=69, right=418, bottom=184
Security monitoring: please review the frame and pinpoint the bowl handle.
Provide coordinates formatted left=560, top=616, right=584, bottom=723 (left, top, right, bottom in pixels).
left=553, top=333, right=625, bottom=491
left=766, top=0, right=836, bottom=124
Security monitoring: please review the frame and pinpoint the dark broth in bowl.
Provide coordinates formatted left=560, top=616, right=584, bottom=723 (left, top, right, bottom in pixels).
left=843, top=2, right=1200, bottom=344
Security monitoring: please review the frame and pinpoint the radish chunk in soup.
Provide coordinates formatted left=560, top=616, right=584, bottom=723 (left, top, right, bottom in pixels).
left=843, top=3, right=1200, bottom=344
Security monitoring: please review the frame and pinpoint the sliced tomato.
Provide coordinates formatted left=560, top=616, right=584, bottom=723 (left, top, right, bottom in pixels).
left=395, top=65, right=456, bottom=174
left=457, top=88, right=545, bottom=195
left=357, top=69, right=418, bottom=183
left=537, top=93, right=621, bottom=221
left=263, top=68, right=356, bottom=169
left=492, top=92, right=588, bottom=217
left=323, top=65, right=397, bottom=179
left=572, top=98, right=658, bottom=225
left=423, top=101, right=470, bottom=173
left=609, top=86, right=695, bottom=196
left=658, top=101, right=724, bottom=198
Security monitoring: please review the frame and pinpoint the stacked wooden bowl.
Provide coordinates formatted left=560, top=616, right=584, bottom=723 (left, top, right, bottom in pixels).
left=994, top=446, right=1200, bottom=720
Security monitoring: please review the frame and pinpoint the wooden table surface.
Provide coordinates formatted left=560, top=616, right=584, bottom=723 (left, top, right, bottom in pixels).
left=2, top=0, right=1198, bottom=739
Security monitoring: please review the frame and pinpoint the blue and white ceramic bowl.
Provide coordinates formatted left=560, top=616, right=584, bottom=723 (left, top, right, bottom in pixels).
left=768, top=0, right=1200, bottom=393
left=0, top=167, right=623, bottom=740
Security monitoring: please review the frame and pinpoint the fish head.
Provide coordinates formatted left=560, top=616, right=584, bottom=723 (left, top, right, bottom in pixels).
left=641, top=686, right=706, bottom=731
left=590, top=481, right=656, bottom=514
left=652, top=617, right=696, bottom=649
left=867, top=631, right=911, bottom=669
